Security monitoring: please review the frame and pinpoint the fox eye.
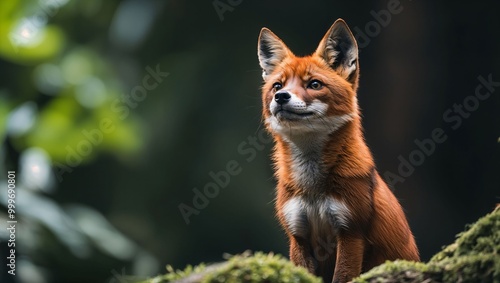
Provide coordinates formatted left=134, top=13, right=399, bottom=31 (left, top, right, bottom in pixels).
left=272, top=82, right=282, bottom=91
left=308, top=80, right=323, bottom=90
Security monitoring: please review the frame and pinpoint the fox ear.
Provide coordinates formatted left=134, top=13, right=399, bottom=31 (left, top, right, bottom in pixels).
left=315, top=19, right=359, bottom=85
left=258, top=28, right=292, bottom=81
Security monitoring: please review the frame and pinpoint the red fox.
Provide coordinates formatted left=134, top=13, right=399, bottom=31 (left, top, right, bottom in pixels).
left=257, top=19, right=420, bottom=283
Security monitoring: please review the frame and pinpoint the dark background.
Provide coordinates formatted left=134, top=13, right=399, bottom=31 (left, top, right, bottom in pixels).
left=0, top=0, right=499, bottom=282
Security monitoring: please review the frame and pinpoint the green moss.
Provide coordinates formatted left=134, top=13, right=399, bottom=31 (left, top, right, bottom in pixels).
left=204, top=252, right=321, bottom=283
left=429, top=207, right=500, bottom=282
left=143, top=208, right=500, bottom=283
left=352, top=207, right=500, bottom=283
left=141, top=252, right=321, bottom=283
left=352, top=260, right=440, bottom=283
left=431, top=207, right=500, bottom=262
left=437, top=253, right=500, bottom=283
left=139, top=263, right=207, bottom=283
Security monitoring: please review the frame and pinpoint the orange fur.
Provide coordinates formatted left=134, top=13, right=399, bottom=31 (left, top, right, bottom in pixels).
left=258, top=19, right=419, bottom=283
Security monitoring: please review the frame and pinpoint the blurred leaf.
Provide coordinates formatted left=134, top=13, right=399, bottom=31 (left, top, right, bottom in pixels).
left=0, top=188, right=92, bottom=258
left=60, top=48, right=95, bottom=85
left=0, top=23, right=65, bottom=64
left=0, top=0, right=21, bottom=20
left=18, top=94, right=143, bottom=163
left=0, top=94, right=10, bottom=141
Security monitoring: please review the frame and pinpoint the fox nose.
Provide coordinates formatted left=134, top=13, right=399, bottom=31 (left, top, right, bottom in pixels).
left=274, top=91, right=291, bottom=105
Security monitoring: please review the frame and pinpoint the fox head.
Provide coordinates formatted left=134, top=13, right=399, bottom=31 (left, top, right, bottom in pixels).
left=258, top=19, right=360, bottom=138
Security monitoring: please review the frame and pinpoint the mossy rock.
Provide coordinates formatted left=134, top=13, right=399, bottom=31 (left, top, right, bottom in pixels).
left=142, top=252, right=321, bottom=283
left=352, top=207, right=500, bottom=283
left=142, top=208, right=500, bottom=283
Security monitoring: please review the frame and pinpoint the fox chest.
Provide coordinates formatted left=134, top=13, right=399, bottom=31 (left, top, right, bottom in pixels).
left=281, top=196, right=351, bottom=240
left=281, top=138, right=352, bottom=238
left=288, top=142, right=325, bottom=188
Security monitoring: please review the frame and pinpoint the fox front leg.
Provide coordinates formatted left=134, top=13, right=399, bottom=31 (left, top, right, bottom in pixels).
left=332, top=234, right=364, bottom=283
left=289, top=236, right=317, bottom=275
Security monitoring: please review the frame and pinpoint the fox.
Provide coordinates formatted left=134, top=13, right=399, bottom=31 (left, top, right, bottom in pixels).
left=257, top=19, right=420, bottom=283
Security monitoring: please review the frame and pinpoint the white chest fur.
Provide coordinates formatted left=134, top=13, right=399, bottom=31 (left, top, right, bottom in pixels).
left=278, top=113, right=355, bottom=189
left=288, top=141, right=323, bottom=188
left=282, top=196, right=351, bottom=239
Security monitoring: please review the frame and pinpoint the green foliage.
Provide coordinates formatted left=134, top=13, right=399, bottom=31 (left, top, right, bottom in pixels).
left=143, top=252, right=321, bottom=283
left=0, top=0, right=66, bottom=63
left=1, top=0, right=144, bottom=165
left=0, top=1, right=151, bottom=281
left=0, top=95, right=9, bottom=140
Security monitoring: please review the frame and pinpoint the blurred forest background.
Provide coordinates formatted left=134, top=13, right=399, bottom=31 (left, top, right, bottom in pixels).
left=0, top=0, right=499, bottom=282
